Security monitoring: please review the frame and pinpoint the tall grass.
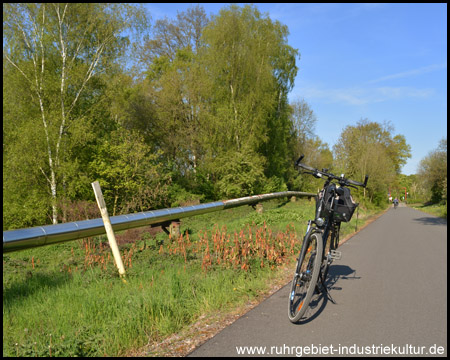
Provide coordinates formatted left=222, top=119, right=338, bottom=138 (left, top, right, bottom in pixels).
left=3, top=199, right=311, bottom=356
left=3, top=198, right=380, bottom=356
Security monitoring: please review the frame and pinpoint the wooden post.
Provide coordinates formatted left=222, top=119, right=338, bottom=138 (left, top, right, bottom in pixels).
left=169, top=221, right=181, bottom=238
left=91, top=181, right=126, bottom=280
left=255, top=203, right=264, bottom=214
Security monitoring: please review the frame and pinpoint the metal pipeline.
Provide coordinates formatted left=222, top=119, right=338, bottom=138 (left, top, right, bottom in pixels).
left=3, top=191, right=315, bottom=253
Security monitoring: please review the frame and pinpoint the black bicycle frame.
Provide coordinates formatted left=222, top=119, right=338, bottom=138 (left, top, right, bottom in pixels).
left=302, top=180, right=342, bottom=274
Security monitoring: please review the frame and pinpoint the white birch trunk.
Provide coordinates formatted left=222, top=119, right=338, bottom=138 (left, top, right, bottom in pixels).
left=5, top=3, right=124, bottom=224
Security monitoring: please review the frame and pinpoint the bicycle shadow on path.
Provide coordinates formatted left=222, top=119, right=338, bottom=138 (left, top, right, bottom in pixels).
left=295, top=264, right=360, bottom=325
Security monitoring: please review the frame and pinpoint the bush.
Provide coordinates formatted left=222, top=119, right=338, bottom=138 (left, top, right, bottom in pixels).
left=168, top=183, right=204, bottom=207
left=262, top=176, right=288, bottom=194
left=371, top=191, right=388, bottom=209
left=213, top=148, right=266, bottom=199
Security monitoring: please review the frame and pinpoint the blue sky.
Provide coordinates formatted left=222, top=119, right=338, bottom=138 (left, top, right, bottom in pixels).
left=144, top=3, right=447, bottom=175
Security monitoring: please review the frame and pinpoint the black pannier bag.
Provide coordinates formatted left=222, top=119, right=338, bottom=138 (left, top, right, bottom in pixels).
left=317, top=184, right=336, bottom=218
left=318, top=184, right=358, bottom=222
left=334, top=186, right=358, bottom=222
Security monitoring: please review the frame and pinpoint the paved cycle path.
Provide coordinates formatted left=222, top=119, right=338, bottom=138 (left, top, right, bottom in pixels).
left=189, top=206, right=447, bottom=357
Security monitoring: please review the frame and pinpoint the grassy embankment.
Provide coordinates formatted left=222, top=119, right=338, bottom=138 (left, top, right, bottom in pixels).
left=3, top=197, right=382, bottom=357
left=408, top=202, right=447, bottom=219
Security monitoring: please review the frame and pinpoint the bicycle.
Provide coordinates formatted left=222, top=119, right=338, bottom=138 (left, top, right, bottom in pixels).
left=288, top=155, right=368, bottom=323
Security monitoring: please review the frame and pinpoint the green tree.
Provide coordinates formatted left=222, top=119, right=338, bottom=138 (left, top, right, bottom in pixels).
left=290, top=98, right=318, bottom=147
left=140, top=4, right=208, bottom=64
left=139, top=4, right=299, bottom=199
left=394, top=174, right=423, bottom=203
left=287, top=98, right=333, bottom=192
left=90, top=127, right=170, bottom=216
left=333, top=119, right=411, bottom=205
left=417, top=138, right=447, bottom=204
left=213, top=146, right=266, bottom=198
left=3, top=65, right=50, bottom=228
left=3, top=3, right=148, bottom=226
left=200, top=4, right=299, bottom=192
left=292, top=137, right=333, bottom=193
left=140, top=6, right=211, bottom=191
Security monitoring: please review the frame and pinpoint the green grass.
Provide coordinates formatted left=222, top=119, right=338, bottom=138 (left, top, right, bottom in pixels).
left=409, top=202, right=447, bottom=219
left=3, top=198, right=381, bottom=356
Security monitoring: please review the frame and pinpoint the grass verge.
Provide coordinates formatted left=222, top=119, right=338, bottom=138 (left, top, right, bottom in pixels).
left=408, top=203, right=447, bottom=219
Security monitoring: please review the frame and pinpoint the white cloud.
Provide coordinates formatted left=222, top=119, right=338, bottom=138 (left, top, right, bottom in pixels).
left=295, top=85, right=435, bottom=105
left=368, top=63, right=447, bottom=84
left=375, top=87, right=434, bottom=99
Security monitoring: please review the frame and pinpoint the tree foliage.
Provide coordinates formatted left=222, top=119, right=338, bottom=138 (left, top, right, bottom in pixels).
left=417, top=138, right=447, bottom=204
left=333, top=119, right=411, bottom=206
left=3, top=3, right=149, bottom=228
left=139, top=4, right=300, bottom=199
left=3, top=4, right=413, bottom=230
left=200, top=4, right=298, bottom=185
left=90, top=127, right=170, bottom=215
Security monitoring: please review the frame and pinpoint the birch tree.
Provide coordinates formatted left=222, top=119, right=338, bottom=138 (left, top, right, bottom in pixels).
left=3, top=3, right=147, bottom=224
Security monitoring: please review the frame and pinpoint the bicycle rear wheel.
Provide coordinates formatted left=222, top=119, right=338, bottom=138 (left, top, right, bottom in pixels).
left=288, top=231, right=323, bottom=323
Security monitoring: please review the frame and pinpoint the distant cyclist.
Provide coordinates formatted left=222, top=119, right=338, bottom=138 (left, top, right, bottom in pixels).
left=393, top=198, right=399, bottom=209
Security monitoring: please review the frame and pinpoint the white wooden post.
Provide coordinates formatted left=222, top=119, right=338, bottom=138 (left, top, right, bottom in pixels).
left=91, top=181, right=126, bottom=279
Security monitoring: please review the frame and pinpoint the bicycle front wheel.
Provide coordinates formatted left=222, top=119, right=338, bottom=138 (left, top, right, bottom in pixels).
left=288, top=231, right=323, bottom=323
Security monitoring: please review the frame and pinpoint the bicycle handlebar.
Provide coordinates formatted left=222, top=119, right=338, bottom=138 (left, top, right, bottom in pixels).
left=295, top=155, right=369, bottom=188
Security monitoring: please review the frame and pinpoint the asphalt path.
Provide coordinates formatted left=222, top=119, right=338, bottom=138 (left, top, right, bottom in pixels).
left=189, top=206, right=447, bottom=357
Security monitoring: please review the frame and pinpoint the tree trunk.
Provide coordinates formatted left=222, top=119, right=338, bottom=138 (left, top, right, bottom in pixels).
left=50, top=168, right=58, bottom=224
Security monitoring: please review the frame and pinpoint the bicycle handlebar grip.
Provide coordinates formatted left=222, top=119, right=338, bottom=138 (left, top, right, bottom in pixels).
left=295, top=155, right=304, bottom=166
left=364, top=175, right=369, bottom=188
left=295, top=155, right=316, bottom=172
left=347, top=178, right=365, bottom=187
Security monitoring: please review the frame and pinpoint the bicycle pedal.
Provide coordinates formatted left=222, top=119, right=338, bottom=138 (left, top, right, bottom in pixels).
left=330, top=250, right=342, bottom=260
